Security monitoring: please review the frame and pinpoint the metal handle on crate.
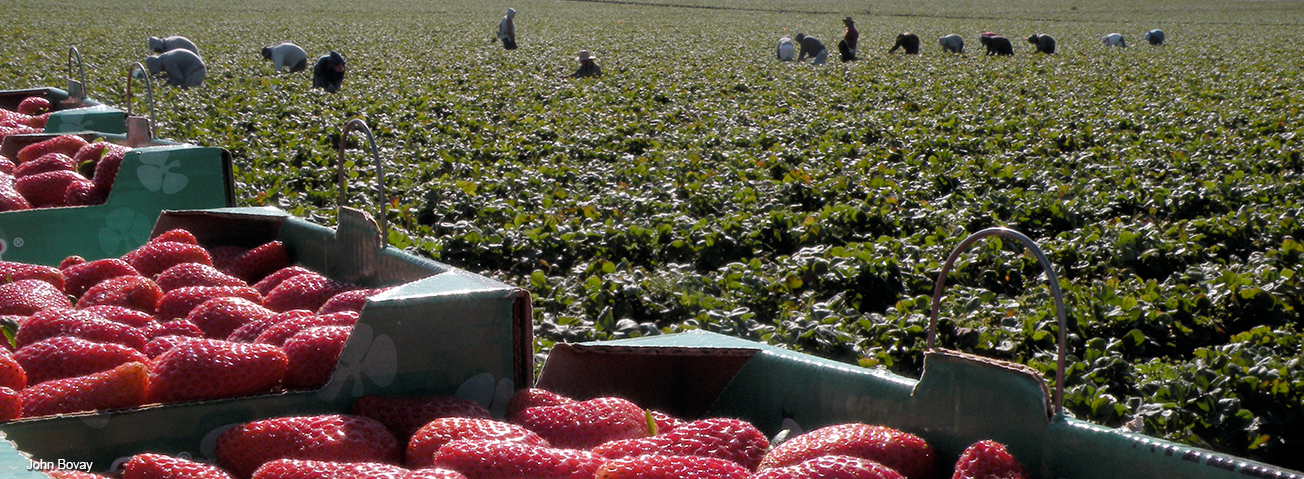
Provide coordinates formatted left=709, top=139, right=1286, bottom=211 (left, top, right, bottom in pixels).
left=336, top=119, right=389, bottom=242
left=927, top=226, right=1068, bottom=416
left=66, top=46, right=88, bottom=104
left=125, top=62, right=157, bottom=143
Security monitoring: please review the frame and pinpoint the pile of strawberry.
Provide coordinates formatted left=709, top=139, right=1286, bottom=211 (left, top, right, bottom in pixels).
left=0, top=134, right=133, bottom=211
left=45, top=389, right=1033, bottom=479
left=0, top=227, right=383, bottom=420
left=0, top=96, right=50, bottom=140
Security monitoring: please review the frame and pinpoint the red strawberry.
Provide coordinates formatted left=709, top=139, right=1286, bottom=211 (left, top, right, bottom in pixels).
left=593, top=417, right=770, bottom=470
left=226, top=317, right=282, bottom=343
left=504, top=388, right=575, bottom=422
left=0, top=279, right=71, bottom=315
left=0, top=182, right=32, bottom=211
left=406, top=417, right=547, bottom=468
left=513, top=396, right=649, bottom=449
left=318, top=288, right=379, bottom=315
left=156, top=262, right=246, bottom=292
left=281, top=325, right=351, bottom=389
left=24, top=113, right=48, bottom=129
left=252, top=266, right=314, bottom=296
left=16, top=134, right=89, bottom=163
left=150, top=228, right=199, bottom=245
left=20, top=361, right=148, bottom=417
left=71, top=142, right=111, bottom=172
left=209, top=245, right=249, bottom=274
left=44, top=470, right=111, bottom=479
left=147, top=338, right=288, bottom=403
left=156, top=285, right=262, bottom=321
left=952, top=440, right=1029, bottom=479
left=15, top=170, right=86, bottom=207
left=59, top=255, right=87, bottom=269
left=402, top=469, right=467, bottom=479
left=595, top=455, right=752, bottom=479
left=144, top=335, right=203, bottom=359
left=141, top=319, right=204, bottom=340
left=15, top=307, right=147, bottom=351
left=64, top=178, right=103, bottom=206
left=750, top=455, right=906, bottom=479
left=0, top=386, right=19, bottom=421
left=250, top=459, right=408, bottom=479
left=16, top=96, right=51, bottom=116
left=227, top=241, right=291, bottom=283
left=77, top=275, right=164, bottom=314
left=123, top=241, right=213, bottom=278
left=353, top=395, right=492, bottom=443
left=15, top=335, right=150, bottom=384
left=255, top=311, right=358, bottom=346
left=187, top=297, right=275, bottom=339
left=649, top=410, right=684, bottom=433
left=758, top=423, right=936, bottom=479
left=63, top=258, right=140, bottom=299
left=91, top=145, right=129, bottom=195
left=80, top=304, right=157, bottom=328
left=0, top=158, right=12, bottom=175
left=0, top=349, right=26, bottom=391
left=432, top=440, right=603, bottom=479
left=0, top=260, right=65, bottom=290
left=14, top=152, right=75, bottom=178
left=216, top=414, right=401, bottom=479
left=123, top=453, right=237, bottom=479
left=265, top=273, right=355, bottom=313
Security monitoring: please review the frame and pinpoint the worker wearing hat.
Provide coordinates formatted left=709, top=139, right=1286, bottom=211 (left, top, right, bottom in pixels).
left=839, top=16, right=859, bottom=62
left=570, top=50, right=602, bottom=78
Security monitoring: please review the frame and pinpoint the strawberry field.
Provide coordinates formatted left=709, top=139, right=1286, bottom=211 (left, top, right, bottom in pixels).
left=3, top=0, right=1303, bottom=471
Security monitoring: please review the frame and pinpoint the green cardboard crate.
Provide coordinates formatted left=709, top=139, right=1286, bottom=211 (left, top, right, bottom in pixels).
left=0, top=206, right=531, bottom=476
left=0, top=87, right=126, bottom=135
left=0, top=132, right=233, bottom=266
left=534, top=330, right=1302, bottom=479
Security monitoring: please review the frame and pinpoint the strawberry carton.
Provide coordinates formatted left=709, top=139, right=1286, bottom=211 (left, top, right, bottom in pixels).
left=0, top=131, right=233, bottom=266
left=0, top=206, right=529, bottom=473
left=1, top=47, right=130, bottom=135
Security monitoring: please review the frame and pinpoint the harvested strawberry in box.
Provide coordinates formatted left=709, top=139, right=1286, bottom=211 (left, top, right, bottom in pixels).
left=0, top=135, right=135, bottom=212
left=215, top=414, right=401, bottom=479
left=758, top=423, right=938, bottom=479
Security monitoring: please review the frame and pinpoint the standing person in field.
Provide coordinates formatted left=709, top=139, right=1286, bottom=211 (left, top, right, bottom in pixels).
left=570, top=50, right=601, bottom=78
left=261, top=43, right=308, bottom=73
left=496, top=8, right=518, bottom=50
left=794, top=33, right=827, bottom=65
left=837, top=16, right=858, bottom=62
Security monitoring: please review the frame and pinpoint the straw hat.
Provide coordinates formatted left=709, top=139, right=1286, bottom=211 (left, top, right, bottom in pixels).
left=844, top=16, right=854, bottom=23
left=577, top=50, right=597, bottom=61
left=506, top=8, right=516, bottom=18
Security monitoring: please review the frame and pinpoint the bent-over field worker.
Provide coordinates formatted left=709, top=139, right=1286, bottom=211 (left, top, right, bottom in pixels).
left=145, top=49, right=206, bottom=88
left=262, top=43, right=308, bottom=73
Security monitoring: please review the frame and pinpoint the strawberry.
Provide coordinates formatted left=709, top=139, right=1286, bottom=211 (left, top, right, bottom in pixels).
left=156, top=262, right=246, bottom=292
left=15, top=170, right=86, bottom=207
left=150, top=228, right=200, bottom=245
left=649, top=410, right=684, bottom=433
left=20, top=361, right=149, bottom=417
left=402, top=469, right=468, bottom=479
left=952, top=440, right=1030, bottom=479
left=14, top=152, right=76, bottom=178
left=147, top=338, right=288, bottom=403
left=80, top=304, right=157, bottom=328
left=0, top=181, right=32, bottom=211
left=406, top=417, right=547, bottom=468
left=16, top=134, right=89, bottom=163
left=0, top=157, right=12, bottom=175
left=141, top=319, right=204, bottom=340
left=216, top=414, right=402, bottom=479
left=0, top=349, right=26, bottom=390
left=123, top=453, right=237, bottom=479
left=209, top=245, right=249, bottom=273
left=226, top=317, right=283, bottom=343
left=353, top=395, right=493, bottom=443
left=250, top=459, right=408, bottom=479
left=63, top=258, right=140, bottom=299
left=751, top=455, right=905, bottom=479
left=59, top=255, right=87, bottom=269
left=227, top=241, right=291, bottom=284
left=77, top=275, right=164, bottom=314
left=281, top=325, right=351, bottom=389
left=0, top=386, right=19, bottom=421
left=595, top=455, right=752, bottom=479
left=255, top=311, right=358, bottom=346
left=144, top=335, right=203, bottom=359
left=15, top=335, right=150, bottom=384
left=593, top=417, right=770, bottom=470
left=513, top=396, right=649, bottom=449
left=186, top=297, right=275, bottom=339
left=123, top=241, right=214, bottom=278
left=90, top=144, right=129, bottom=195
left=504, top=388, right=575, bottom=422
left=318, top=288, right=380, bottom=315
left=44, top=470, right=111, bottom=479
left=0, top=260, right=65, bottom=290
left=252, top=266, right=315, bottom=296
left=14, top=307, right=147, bottom=351
left=0, top=279, right=71, bottom=315
left=24, top=113, right=48, bottom=130
left=64, top=178, right=104, bottom=206
left=758, top=423, right=937, bottom=479
left=432, top=440, right=604, bottom=479
left=16, top=97, right=51, bottom=116
left=156, top=285, right=262, bottom=321
left=264, top=273, right=355, bottom=313
left=71, top=142, right=112, bottom=172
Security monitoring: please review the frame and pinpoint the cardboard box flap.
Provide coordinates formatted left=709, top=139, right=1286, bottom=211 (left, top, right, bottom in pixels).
left=44, top=105, right=128, bottom=135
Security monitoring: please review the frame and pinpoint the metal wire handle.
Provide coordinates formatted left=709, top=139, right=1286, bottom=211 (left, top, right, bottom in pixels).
left=927, top=226, right=1068, bottom=416
left=336, top=119, right=389, bottom=242
left=125, top=62, right=157, bottom=128
left=67, top=46, right=87, bottom=101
